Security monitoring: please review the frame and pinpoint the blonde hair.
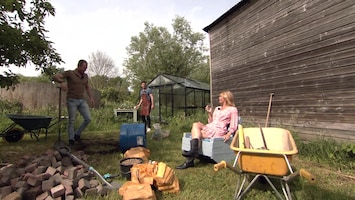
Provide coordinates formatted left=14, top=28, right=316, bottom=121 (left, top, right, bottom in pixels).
left=220, top=90, right=235, bottom=106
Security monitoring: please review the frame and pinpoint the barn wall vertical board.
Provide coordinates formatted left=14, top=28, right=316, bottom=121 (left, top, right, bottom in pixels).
left=204, top=0, right=355, bottom=141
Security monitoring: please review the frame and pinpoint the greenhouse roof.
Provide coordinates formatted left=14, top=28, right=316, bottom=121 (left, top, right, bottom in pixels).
left=148, top=74, right=210, bottom=91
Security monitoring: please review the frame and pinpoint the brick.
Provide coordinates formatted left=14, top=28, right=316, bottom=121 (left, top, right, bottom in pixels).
left=16, top=159, right=28, bottom=168
left=45, top=195, right=54, bottom=200
left=36, top=191, right=50, bottom=200
left=61, top=179, right=73, bottom=196
left=85, top=187, right=97, bottom=195
left=49, top=173, right=62, bottom=185
left=42, top=179, right=54, bottom=191
left=27, top=175, right=41, bottom=186
left=74, top=187, right=83, bottom=198
left=56, top=166, right=64, bottom=174
left=14, top=180, right=29, bottom=189
left=15, top=186, right=27, bottom=196
left=89, top=179, right=99, bottom=188
left=37, top=173, right=51, bottom=181
left=50, top=156, right=58, bottom=167
left=50, top=184, right=65, bottom=198
left=23, top=185, right=41, bottom=200
left=45, top=149, right=54, bottom=156
left=61, top=178, right=73, bottom=187
left=1, top=176, right=10, bottom=186
left=78, top=178, right=90, bottom=191
left=53, top=151, right=62, bottom=161
left=10, top=177, right=20, bottom=188
left=52, top=161, right=62, bottom=168
left=96, top=184, right=109, bottom=196
left=15, top=167, right=25, bottom=176
left=0, top=164, right=18, bottom=179
left=22, top=155, right=32, bottom=160
left=1, top=185, right=13, bottom=198
left=76, top=167, right=85, bottom=176
left=34, top=166, right=47, bottom=175
left=61, top=156, right=73, bottom=167
left=39, top=157, right=52, bottom=167
left=25, top=163, right=38, bottom=173
left=45, top=166, right=57, bottom=176
left=32, top=157, right=42, bottom=164
left=23, top=172, right=35, bottom=181
left=64, top=167, right=77, bottom=180
left=2, top=191, right=21, bottom=200
left=65, top=195, right=75, bottom=200
left=75, top=164, right=85, bottom=171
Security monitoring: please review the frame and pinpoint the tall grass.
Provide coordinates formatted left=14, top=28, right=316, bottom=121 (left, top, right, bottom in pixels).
left=296, top=138, right=354, bottom=170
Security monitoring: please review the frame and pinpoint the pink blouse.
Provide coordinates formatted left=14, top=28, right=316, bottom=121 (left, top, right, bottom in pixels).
left=203, top=106, right=239, bottom=138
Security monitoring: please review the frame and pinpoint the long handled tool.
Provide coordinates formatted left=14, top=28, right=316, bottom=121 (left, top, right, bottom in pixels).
left=54, top=141, right=120, bottom=190
left=265, top=93, right=274, bottom=127
left=259, top=125, right=268, bottom=150
left=58, top=85, right=62, bottom=141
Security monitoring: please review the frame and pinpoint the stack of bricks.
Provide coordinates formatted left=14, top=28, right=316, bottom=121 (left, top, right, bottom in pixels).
left=0, top=149, right=109, bottom=200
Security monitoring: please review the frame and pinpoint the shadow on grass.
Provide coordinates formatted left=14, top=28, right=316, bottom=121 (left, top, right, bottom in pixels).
left=227, top=174, right=354, bottom=200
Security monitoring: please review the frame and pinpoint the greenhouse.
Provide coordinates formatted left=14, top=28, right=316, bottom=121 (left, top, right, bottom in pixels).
left=148, top=74, right=210, bottom=122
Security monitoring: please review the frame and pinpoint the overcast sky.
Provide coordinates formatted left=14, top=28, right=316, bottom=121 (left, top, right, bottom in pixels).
left=4, top=0, right=239, bottom=76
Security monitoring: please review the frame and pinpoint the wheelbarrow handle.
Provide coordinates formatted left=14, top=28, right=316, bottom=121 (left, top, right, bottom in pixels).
left=284, top=168, right=316, bottom=183
left=214, top=161, right=227, bottom=171
left=300, top=168, right=316, bottom=183
left=214, top=161, right=241, bottom=174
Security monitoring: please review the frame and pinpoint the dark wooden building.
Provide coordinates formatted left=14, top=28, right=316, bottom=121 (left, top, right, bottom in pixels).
left=203, top=0, right=355, bottom=141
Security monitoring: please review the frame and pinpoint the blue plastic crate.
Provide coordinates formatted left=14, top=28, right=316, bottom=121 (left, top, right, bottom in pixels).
left=119, top=123, right=146, bottom=152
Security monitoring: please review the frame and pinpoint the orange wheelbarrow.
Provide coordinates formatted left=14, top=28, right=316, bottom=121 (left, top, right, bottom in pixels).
left=214, top=125, right=315, bottom=200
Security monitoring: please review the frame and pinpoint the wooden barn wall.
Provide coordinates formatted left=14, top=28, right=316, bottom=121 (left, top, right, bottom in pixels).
left=207, top=0, right=355, bottom=141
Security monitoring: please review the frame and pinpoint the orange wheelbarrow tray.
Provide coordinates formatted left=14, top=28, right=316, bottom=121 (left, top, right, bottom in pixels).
left=214, top=125, right=315, bottom=200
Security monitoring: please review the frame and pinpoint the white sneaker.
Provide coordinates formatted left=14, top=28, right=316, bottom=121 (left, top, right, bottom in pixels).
left=147, top=128, right=151, bottom=132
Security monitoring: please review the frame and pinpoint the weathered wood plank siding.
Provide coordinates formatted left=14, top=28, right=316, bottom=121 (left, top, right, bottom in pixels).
left=204, top=0, right=355, bottom=141
left=0, top=82, right=101, bottom=109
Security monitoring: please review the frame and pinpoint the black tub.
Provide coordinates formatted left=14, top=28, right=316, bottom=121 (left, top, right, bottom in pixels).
left=119, top=157, right=144, bottom=179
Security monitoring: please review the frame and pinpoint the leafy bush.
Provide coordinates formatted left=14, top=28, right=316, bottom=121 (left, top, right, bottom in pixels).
left=0, top=99, right=23, bottom=113
left=341, top=143, right=355, bottom=158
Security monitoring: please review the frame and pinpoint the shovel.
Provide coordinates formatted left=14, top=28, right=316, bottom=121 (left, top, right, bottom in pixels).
left=54, top=140, right=120, bottom=190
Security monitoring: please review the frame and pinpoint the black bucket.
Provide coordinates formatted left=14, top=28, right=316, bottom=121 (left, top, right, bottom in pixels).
left=119, top=157, right=144, bottom=179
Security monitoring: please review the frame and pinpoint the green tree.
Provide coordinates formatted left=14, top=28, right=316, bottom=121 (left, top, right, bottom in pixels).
left=99, top=76, right=132, bottom=105
left=0, top=0, right=63, bottom=89
left=123, top=16, right=209, bottom=91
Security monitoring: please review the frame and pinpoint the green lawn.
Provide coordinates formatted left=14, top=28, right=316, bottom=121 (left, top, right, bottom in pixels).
left=1, top=125, right=354, bottom=200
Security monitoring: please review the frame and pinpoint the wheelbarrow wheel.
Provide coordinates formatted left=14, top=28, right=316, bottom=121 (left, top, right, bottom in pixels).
left=3, top=128, right=24, bottom=143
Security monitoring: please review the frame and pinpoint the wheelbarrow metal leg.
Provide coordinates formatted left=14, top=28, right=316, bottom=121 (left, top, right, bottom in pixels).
left=236, top=174, right=267, bottom=200
left=234, top=174, right=247, bottom=200
left=280, top=179, right=293, bottom=200
left=261, top=175, right=284, bottom=200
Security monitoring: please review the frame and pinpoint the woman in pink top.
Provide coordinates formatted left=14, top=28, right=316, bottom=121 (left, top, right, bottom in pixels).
left=176, top=90, right=239, bottom=169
